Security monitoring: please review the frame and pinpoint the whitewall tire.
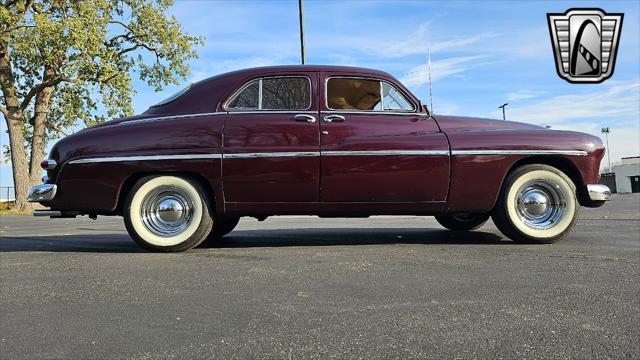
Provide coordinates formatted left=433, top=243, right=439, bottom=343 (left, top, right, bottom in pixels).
left=492, top=164, right=580, bottom=244
left=124, top=175, right=213, bottom=252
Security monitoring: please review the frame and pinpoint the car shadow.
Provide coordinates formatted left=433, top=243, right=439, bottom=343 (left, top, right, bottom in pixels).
left=1, top=227, right=509, bottom=253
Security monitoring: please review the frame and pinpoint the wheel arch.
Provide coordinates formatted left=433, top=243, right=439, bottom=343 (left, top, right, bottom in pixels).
left=115, top=171, right=218, bottom=216
left=497, top=155, right=590, bottom=208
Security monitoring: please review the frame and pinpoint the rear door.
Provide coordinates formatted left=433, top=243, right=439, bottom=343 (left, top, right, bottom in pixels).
left=222, top=73, right=320, bottom=203
left=319, top=73, right=450, bottom=205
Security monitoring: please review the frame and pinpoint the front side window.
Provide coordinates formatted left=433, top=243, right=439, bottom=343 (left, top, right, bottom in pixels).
left=381, top=82, right=414, bottom=111
left=327, top=78, right=381, bottom=110
left=226, top=76, right=311, bottom=110
left=327, top=77, right=414, bottom=112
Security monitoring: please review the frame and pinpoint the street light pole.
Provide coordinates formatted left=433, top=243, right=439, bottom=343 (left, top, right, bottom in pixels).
left=298, top=0, right=305, bottom=65
left=601, top=127, right=612, bottom=172
left=498, top=103, right=508, bottom=120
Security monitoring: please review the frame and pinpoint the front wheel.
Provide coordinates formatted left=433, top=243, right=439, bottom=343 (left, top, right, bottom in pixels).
left=435, top=214, right=489, bottom=231
left=491, top=164, right=580, bottom=244
left=124, top=175, right=213, bottom=252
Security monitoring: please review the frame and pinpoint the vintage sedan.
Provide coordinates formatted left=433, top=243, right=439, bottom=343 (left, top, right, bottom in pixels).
left=28, top=65, right=611, bottom=251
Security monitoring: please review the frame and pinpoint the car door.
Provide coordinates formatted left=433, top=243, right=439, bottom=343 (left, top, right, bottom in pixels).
left=222, top=73, right=320, bottom=203
left=319, top=73, right=450, bottom=206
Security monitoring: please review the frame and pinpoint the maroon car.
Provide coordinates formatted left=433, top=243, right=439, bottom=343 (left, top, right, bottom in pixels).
left=28, top=65, right=611, bottom=251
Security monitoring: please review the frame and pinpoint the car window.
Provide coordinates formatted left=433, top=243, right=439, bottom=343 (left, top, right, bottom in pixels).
left=227, top=80, right=259, bottom=109
left=262, top=77, right=310, bottom=110
left=227, top=77, right=311, bottom=110
left=327, top=78, right=381, bottom=110
left=381, top=82, right=414, bottom=111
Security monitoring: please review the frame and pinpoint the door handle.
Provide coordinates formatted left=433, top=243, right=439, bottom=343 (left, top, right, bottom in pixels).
left=323, top=115, right=345, bottom=123
left=293, top=114, right=316, bottom=123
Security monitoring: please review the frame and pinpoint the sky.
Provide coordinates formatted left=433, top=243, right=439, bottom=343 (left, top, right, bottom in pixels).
left=1, top=0, right=639, bottom=190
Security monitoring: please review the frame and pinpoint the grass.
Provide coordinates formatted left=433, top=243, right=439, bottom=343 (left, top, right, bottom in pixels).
left=0, top=201, right=33, bottom=215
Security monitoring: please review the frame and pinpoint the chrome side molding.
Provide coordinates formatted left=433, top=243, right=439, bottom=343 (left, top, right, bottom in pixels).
left=587, top=184, right=611, bottom=201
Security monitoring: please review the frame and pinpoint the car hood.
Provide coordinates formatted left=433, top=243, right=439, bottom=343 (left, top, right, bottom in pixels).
left=434, top=115, right=546, bottom=132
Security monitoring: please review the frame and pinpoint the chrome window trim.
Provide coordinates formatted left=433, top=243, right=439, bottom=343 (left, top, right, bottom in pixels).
left=451, top=150, right=588, bottom=156
left=223, top=75, right=313, bottom=111
left=322, top=110, right=428, bottom=117
left=324, top=76, right=417, bottom=113
left=68, top=154, right=222, bottom=164
left=227, top=110, right=317, bottom=115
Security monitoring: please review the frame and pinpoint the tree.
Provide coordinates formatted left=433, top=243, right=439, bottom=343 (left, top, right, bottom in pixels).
left=0, top=0, right=202, bottom=210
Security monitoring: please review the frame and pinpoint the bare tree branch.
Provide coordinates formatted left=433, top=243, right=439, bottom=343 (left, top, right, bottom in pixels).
left=0, top=106, right=7, bottom=117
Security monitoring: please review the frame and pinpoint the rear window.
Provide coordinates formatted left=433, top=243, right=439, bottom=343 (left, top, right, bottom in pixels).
left=227, top=77, right=311, bottom=110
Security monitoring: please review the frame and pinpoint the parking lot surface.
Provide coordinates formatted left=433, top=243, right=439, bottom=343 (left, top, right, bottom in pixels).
left=1, top=194, right=639, bottom=359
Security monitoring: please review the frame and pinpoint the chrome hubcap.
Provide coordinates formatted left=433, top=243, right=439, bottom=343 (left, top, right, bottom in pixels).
left=141, top=187, right=194, bottom=237
left=516, top=180, right=566, bottom=230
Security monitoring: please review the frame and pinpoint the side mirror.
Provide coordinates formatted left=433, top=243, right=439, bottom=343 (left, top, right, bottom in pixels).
left=418, top=100, right=431, bottom=115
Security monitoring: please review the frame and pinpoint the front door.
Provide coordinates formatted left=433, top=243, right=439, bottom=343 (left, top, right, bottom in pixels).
left=223, top=73, right=320, bottom=203
left=319, top=74, right=450, bottom=205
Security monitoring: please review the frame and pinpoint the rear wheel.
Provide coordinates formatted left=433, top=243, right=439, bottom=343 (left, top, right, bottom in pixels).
left=491, top=164, right=579, bottom=244
left=435, top=214, right=489, bottom=231
left=124, top=175, right=213, bottom=252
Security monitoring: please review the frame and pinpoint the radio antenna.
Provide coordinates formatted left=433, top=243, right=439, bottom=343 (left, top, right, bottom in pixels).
left=428, top=48, right=434, bottom=115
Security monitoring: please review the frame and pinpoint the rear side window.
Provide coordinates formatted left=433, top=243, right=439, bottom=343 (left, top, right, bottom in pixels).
left=327, top=77, right=414, bottom=111
left=226, top=76, right=311, bottom=110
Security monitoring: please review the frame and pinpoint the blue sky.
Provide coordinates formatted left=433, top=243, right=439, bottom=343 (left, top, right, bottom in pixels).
left=1, top=0, right=639, bottom=189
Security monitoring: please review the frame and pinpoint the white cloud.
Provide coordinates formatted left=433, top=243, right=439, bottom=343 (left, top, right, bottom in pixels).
left=500, top=81, right=640, bottom=125
left=491, top=81, right=640, bottom=163
left=400, top=55, right=493, bottom=86
left=505, top=90, right=546, bottom=101
left=360, top=22, right=498, bottom=59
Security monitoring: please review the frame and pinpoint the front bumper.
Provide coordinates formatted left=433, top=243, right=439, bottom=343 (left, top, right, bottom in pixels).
left=27, top=184, right=57, bottom=202
left=587, top=184, right=611, bottom=201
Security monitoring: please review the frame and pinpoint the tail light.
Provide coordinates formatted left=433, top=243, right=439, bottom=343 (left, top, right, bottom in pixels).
left=40, top=159, right=57, bottom=170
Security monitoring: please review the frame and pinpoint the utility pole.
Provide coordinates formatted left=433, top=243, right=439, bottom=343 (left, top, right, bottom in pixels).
left=298, top=0, right=305, bottom=64
left=498, top=103, right=508, bottom=120
left=601, top=127, right=612, bottom=172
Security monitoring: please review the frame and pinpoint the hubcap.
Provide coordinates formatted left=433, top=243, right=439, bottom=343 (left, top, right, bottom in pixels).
left=141, top=186, right=194, bottom=237
left=516, top=180, right=566, bottom=230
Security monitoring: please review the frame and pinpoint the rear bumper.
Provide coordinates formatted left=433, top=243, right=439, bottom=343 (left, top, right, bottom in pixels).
left=587, top=184, right=611, bottom=201
left=27, top=184, right=57, bottom=202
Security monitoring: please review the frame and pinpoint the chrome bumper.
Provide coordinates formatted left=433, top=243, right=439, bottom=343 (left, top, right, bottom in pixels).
left=27, top=184, right=57, bottom=202
left=587, top=184, right=611, bottom=201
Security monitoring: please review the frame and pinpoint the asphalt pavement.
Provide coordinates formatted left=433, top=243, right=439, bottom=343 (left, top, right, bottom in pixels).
left=1, top=195, right=639, bottom=359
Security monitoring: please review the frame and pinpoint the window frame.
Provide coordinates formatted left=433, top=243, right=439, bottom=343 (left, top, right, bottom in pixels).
left=324, top=76, right=417, bottom=113
left=224, top=75, right=313, bottom=111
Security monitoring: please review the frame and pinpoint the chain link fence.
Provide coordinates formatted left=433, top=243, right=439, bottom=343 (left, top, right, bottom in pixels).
left=0, top=186, right=16, bottom=202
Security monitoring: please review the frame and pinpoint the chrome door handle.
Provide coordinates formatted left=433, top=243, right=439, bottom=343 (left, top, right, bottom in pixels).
left=293, top=114, right=316, bottom=123
left=323, top=115, right=345, bottom=123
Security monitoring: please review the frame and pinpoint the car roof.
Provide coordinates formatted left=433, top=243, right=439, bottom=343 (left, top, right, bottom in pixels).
left=193, top=65, right=394, bottom=86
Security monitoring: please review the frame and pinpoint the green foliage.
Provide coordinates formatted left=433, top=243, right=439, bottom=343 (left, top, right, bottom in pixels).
left=2, top=0, right=203, bottom=136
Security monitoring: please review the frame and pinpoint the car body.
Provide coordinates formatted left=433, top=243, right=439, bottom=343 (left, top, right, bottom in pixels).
left=28, top=65, right=611, bottom=251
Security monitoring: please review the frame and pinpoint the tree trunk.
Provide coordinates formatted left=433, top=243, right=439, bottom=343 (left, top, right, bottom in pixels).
left=0, top=40, right=35, bottom=210
left=4, top=110, right=33, bottom=210
left=29, top=66, right=55, bottom=184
